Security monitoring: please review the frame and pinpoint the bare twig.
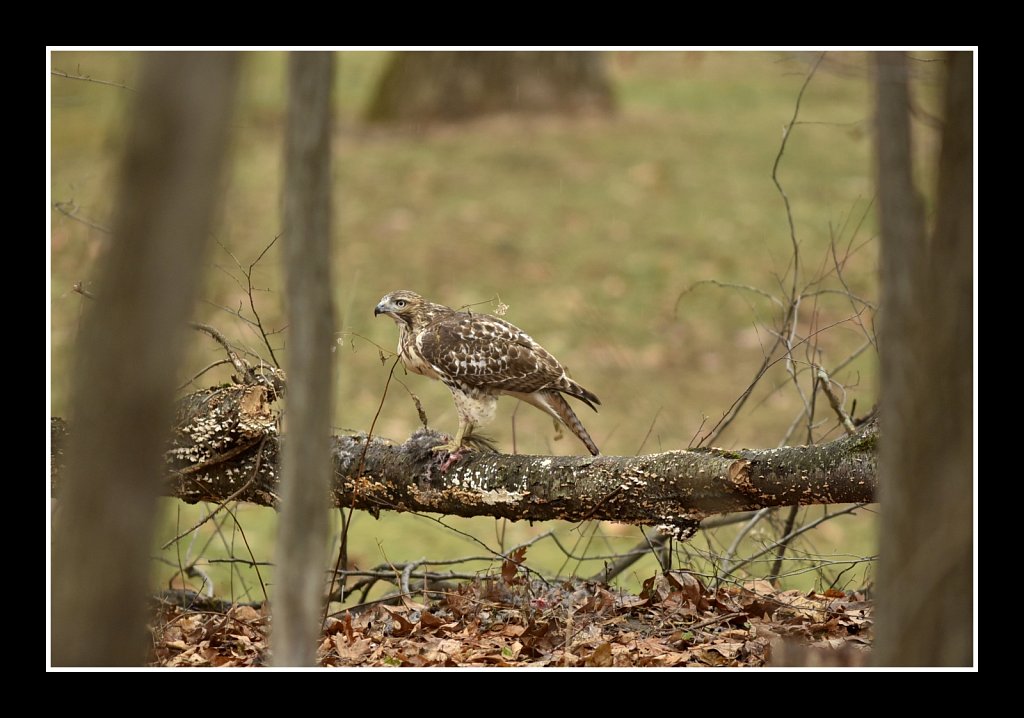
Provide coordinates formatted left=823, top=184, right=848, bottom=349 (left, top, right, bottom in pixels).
left=700, top=511, right=760, bottom=529
left=720, top=507, right=772, bottom=574
left=675, top=279, right=785, bottom=313
left=161, top=436, right=268, bottom=549
left=587, top=531, right=669, bottom=583
left=829, top=226, right=878, bottom=350
left=693, top=341, right=781, bottom=448
left=801, top=288, right=877, bottom=309
left=207, top=557, right=274, bottom=567
left=216, top=236, right=282, bottom=367
left=71, top=282, right=96, bottom=300
left=635, top=406, right=663, bottom=455
left=51, top=68, right=135, bottom=91
left=55, top=200, right=111, bottom=234
left=772, top=51, right=825, bottom=298
left=688, top=612, right=745, bottom=632
left=768, top=505, right=800, bottom=584
left=400, top=559, right=420, bottom=596
left=816, top=366, right=857, bottom=435
left=178, top=359, right=234, bottom=390
left=695, top=312, right=865, bottom=447
left=723, top=503, right=869, bottom=578
left=222, top=503, right=269, bottom=603
left=325, top=356, right=401, bottom=627
left=188, top=322, right=255, bottom=382
left=329, top=531, right=556, bottom=603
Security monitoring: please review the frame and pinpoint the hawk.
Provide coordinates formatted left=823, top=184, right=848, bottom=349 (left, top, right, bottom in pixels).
left=374, top=290, right=601, bottom=456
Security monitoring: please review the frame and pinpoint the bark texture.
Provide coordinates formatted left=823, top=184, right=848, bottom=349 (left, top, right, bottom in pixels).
left=274, top=52, right=336, bottom=667
left=51, top=382, right=877, bottom=534
left=874, top=52, right=974, bottom=667
left=50, top=53, right=238, bottom=666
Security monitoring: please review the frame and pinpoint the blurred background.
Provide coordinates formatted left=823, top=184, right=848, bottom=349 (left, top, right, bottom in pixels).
left=50, top=51, right=942, bottom=606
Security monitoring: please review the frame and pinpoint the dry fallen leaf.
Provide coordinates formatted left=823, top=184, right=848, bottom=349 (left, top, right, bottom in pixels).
left=502, top=546, right=528, bottom=585
left=149, top=568, right=873, bottom=668
left=584, top=642, right=614, bottom=667
left=230, top=605, right=261, bottom=623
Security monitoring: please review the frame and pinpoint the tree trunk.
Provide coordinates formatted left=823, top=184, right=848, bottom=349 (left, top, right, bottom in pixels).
left=50, top=53, right=238, bottom=666
left=874, top=52, right=974, bottom=667
left=50, top=384, right=878, bottom=531
left=366, top=51, right=615, bottom=123
left=272, top=52, right=336, bottom=667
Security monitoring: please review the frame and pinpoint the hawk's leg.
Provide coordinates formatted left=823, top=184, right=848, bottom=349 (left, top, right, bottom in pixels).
left=433, top=418, right=475, bottom=473
left=432, top=418, right=469, bottom=454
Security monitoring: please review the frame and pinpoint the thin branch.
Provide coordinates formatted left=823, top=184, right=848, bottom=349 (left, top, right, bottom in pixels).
left=160, top=437, right=268, bottom=549
left=829, top=225, right=879, bottom=350
left=329, top=532, right=556, bottom=603
left=408, top=515, right=554, bottom=586
left=815, top=366, right=858, bottom=435
left=324, top=356, right=401, bottom=626
left=767, top=505, right=800, bottom=583
left=216, top=237, right=282, bottom=367
left=778, top=406, right=807, bottom=447
left=700, top=511, right=760, bottom=529
left=635, top=406, right=663, bottom=456
left=71, top=282, right=95, bottom=300
left=51, top=68, right=135, bottom=91
left=675, top=279, right=784, bottom=314
left=696, top=312, right=864, bottom=447
left=178, top=359, right=234, bottom=391
left=801, top=288, right=877, bottom=309
left=688, top=612, right=745, bottom=632
left=791, top=119, right=865, bottom=128
left=221, top=503, right=269, bottom=603
left=188, top=322, right=255, bottom=382
left=720, top=508, right=772, bottom=574
left=693, top=336, right=782, bottom=447
left=772, top=51, right=825, bottom=299
left=209, top=504, right=255, bottom=603
left=54, top=200, right=111, bottom=234
left=400, top=560, right=419, bottom=596
left=207, top=558, right=274, bottom=567
left=586, top=531, right=668, bottom=583
left=724, top=503, right=869, bottom=577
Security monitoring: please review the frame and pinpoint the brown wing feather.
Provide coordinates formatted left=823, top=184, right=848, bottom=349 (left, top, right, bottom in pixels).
left=418, top=313, right=599, bottom=408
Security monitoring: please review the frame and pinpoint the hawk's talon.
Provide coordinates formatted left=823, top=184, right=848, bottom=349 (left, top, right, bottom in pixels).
left=437, top=445, right=466, bottom=472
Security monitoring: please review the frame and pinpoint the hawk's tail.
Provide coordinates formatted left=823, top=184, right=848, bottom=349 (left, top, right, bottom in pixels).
left=544, top=391, right=600, bottom=456
left=560, top=378, right=601, bottom=412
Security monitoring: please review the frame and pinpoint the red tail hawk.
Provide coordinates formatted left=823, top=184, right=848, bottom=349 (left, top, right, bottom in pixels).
left=374, top=290, right=601, bottom=456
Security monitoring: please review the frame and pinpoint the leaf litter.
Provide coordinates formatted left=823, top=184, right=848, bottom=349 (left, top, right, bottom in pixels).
left=149, top=559, right=872, bottom=667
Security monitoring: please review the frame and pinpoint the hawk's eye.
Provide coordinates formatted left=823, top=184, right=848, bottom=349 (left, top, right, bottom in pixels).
left=395, top=299, right=407, bottom=308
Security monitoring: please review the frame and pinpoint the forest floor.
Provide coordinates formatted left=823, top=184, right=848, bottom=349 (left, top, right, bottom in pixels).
left=150, top=562, right=872, bottom=668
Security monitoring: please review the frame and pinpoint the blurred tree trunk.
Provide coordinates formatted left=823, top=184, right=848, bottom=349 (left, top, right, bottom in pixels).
left=51, top=53, right=238, bottom=666
left=273, top=52, right=336, bottom=667
left=874, top=52, right=973, bottom=666
left=366, top=51, right=615, bottom=123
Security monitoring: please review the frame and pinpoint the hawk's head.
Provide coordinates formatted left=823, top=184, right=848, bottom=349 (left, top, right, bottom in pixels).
left=374, top=290, right=428, bottom=326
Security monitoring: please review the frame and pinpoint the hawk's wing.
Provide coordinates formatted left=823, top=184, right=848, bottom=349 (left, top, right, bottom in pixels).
left=418, top=313, right=571, bottom=397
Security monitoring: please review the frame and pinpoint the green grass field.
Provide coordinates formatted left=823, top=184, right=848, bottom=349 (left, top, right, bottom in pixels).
left=50, top=51, right=943, bottom=604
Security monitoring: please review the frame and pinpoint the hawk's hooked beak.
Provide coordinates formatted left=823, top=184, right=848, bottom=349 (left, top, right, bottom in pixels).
left=374, top=305, right=384, bottom=317
left=374, top=298, right=391, bottom=317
